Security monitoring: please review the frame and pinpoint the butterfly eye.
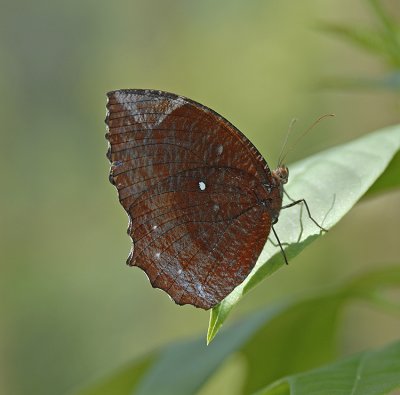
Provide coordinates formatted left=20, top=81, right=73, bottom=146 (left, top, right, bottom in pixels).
left=261, top=198, right=273, bottom=207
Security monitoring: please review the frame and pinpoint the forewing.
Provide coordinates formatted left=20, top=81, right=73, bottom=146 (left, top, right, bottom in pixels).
left=106, top=89, right=272, bottom=309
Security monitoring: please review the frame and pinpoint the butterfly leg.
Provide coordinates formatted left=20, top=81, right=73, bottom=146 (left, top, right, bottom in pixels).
left=281, top=199, right=328, bottom=233
left=283, top=190, right=305, bottom=242
left=272, top=226, right=289, bottom=265
left=268, top=237, right=289, bottom=248
left=283, top=189, right=296, bottom=203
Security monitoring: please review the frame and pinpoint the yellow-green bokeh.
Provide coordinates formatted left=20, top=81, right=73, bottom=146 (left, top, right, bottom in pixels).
left=1, top=1, right=399, bottom=394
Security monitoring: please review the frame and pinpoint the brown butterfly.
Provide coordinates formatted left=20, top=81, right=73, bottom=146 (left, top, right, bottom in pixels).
left=105, top=89, right=324, bottom=309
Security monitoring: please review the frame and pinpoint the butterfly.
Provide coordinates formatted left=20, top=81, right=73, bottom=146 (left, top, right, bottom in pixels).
left=105, top=89, right=324, bottom=309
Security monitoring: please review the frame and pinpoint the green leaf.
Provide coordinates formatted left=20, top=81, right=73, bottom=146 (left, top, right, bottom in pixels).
left=367, top=0, right=400, bottom=66
left=241, top=266, right=400, bottom=394
left=72, top=306, right=287, bottom=395
left=368, top=0, right=398, bottom=35
left=318, top=23, right=391, bottom=60
left=318, top=4, right=400, bottom=68
left=72, top=267, right=400, bottom=395
left=132, top=306, right=283, bottom=395
left=240, top=294, right=343, bottom=394
left=72, top=355, right=156, bottom=395
left=318, top=72, right=400, bottom=92
left=208, top=125, right=400, bottom=343
left=256, top=340, right=400, bottom=395
left=364, top=150, right=400, bottom=198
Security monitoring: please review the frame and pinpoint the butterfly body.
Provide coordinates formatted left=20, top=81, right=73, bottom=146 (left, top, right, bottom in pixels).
left=106, top=89, right=286, bottom=309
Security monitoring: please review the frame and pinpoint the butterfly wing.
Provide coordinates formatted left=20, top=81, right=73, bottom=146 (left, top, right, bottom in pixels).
left=106, top=89, right=274, bottom=309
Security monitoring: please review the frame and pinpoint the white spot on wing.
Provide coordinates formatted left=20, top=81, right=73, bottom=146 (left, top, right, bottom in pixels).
left=217, top=145, right=223, bottom=155
left=199, top=181, right=206, bottom=191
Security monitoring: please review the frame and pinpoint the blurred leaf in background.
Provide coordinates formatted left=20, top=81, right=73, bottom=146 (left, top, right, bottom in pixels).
left=319, top=0, right=400, bottom=91
left=0, top=1, right=399, bottom=395
left=73, top=266, right=400, bottom=395
left=257, top=339, right=400, bottom=395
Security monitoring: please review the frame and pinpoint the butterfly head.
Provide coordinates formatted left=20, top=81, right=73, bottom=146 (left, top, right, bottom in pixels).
left=272, top=165, right=289, bottom=186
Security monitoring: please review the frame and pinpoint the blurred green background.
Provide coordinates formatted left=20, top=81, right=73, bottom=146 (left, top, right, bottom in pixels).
left=1, top=1, right=399, bottom=394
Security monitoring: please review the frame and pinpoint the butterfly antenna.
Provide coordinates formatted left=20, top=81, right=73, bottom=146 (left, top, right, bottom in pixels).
left=279, top=113, right=335, bottom=166
left=277, top=118, right=297, bottom=167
